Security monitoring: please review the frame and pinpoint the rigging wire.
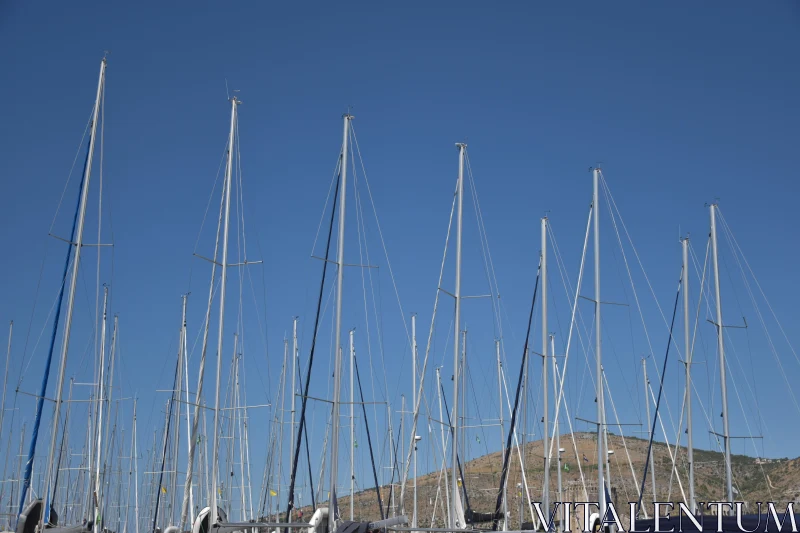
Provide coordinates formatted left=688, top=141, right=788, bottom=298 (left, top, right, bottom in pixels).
left=601, top=177, right=681, bottom=442
left=491, top=257, right=541, bottom=531
left=716, top=208, right=800, bottom=370
left=636, top=264, right=682, bottom=514
left=353, top=353, right=385, bottom=519
left=601, top=369, right=645, bottom=515
left=397, top=177, right=458, bottom=509
left=284, top=153, right=342, bottom=523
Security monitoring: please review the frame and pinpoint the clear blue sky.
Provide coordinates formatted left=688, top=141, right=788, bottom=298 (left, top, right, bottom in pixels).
left=1, top=1, right=799, bottom=514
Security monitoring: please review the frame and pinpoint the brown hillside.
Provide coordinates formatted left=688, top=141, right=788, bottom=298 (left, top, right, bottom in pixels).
left=286, top=433, right=793, bottom=529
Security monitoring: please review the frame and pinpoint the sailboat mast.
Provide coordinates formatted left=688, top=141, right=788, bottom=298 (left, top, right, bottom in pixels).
left=290, top=317, right=298, bottom=484
left=412, top=314, right=418, bottom=531
left=180, top=294, right=194, bottom=525
left=541, top=217, right=550, bottom=519
left=682, top=237, right=696, bottom=513
left=34, top=57, right=106, bottom=528
left=521, top=345, right=527, bottom=512
left=551, top=335, right=562, bottom=533
left=210, top=95, right=239, bottom=527
left=461, top=331, right=466, bottom=481
left=183, top=133, right=227, bottom=530
left=133, top=399, right=139, bottom=533
left=153, top=399, right=172, bottom=531
left=496, top=340, right=506, bottom=531
left=327, top=113, right=352, bottom=533
left=436, top=368, right=451, bottom=528
left=592, top=168, right=606, bottom=520
left=400, top=394, right=405, bottom=516
left=450, top=142, right=465, bottom=530
left=349, top=329, right=355, bottom=521
left=171, top=305, right=185, bottom=525
left=234, top=351, right=246, bottom=521
left=276, top=338, right=288, bottom=519
left=93, top=286, right=110, bottom=533
left=709, top=204, right=733, bottom=505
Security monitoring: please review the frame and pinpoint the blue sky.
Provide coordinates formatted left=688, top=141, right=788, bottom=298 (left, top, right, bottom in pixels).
left=1, top=0, right=799, bottom=517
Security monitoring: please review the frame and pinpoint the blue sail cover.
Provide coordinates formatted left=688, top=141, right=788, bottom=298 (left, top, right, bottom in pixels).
left=634, top=513, right=800, bottom=533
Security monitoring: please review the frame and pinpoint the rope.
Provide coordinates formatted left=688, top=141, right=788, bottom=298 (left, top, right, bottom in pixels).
left=353, top=354, right=384, bottom=520
left=491, top=257, right=540, bottom=531
left=181, top=139, right=228, bottom=528
left=547, top=205, right=592, bottom=467
left=465, top=153, right=503, bottom=342
left=351, top=149, right=389, bottom=474
left=350, top=129, right=416, bottom=498
left=48, top=104, right=95, bottom=234
left=284, top=157, right=341, bottom=524
left=644, top=378, right=688, bottom=504
left=700, top=223, right=774, bottom=498
left=601, top=177, right=681, bottom=442
left=17, top=130, right=92, bottom=520
left=350, top=127, right=410, bottom=343
left=601, top=370, right=645, bottom=517
left=551, top=362, right=588, bottom=501
left=383, top=409, right=403, bottom=518
left=716, top=208, right=800, bottom=369
left=718, top=209, right=800, bottom=415
left=438, top=380, right=471, bottom=516
left=600, top=174, right=684, bottom=360
left=397, top=180, right=458, bottom=510
left=689, top=235, right=772, bottom=500
left=637, top=265, right=682, bottom=514
left=664, top=372, right=687, bottom=503
left=152, top=358, right=180, bottom=533
left=498, top=354, right=541, bottom=525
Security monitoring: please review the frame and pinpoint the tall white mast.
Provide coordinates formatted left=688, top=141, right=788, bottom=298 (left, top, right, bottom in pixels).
left=682, top=237, right=696, bottom=513
left=234, top=349, right=246, bottom=521
left=327, top=113, right=352, bottom=533
left=495, top=340, right=507, bottom=531
left=450, top=142, right=465, bottom=530
left=41, top=57, right=106, bottom=530
left=400, top=394, right=406, bottom=517
left=183, top=102, right=230, bottom=528
left=93, top=286, right=110, bottom=533
left=521, top=345, right=527, bottom=518
left=275, top=337, right=288, bottom=520
left=551, top=335, right=562, bottom=533
left=171, top=307, right=185, bottom=524
left=541, top=216, right=550, bottom=520
left=133, top=399, right=139, bottom=533
left=243, top=399, right=254, bottom=522
left=436, top=368, right=451, bottom=528
left=290, top=317, right=298, bottom=493
left=349, top=329, right=355, bottom=521
left=460, top=330, right=466, bottom=476
left=710, top=204, right=733, bottom=506
left=106, top=315, right=119, bottom=521
left=412, top=314, right=418, bottom=531
left=592, top=168, right=606, bottom=520
left=387, top=402, right=394, bottom=518
left=181, top=294, right=194, bottom=525
left=210, top=95, right=239, bottom=527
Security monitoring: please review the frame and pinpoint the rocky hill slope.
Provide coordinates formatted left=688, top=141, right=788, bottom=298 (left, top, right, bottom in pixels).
left=290, top=432, right=795, bottom=528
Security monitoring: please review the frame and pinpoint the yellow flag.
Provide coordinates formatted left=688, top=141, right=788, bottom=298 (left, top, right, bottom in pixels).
left=270, top=489, right=277, bottom=497
left=161, top=486, right=167, bottom=494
